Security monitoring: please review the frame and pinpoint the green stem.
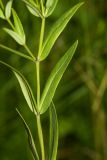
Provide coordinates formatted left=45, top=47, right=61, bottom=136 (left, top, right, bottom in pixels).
left=36, top=61, right=40, bottom=107
left=35, top=15, right=45, bottom=160
left=24, top=44, right=35, bottom=59
left=36, top=114, right=45, bottom=160
left=40, top=0, right=44, bottom=16
left=36, top=60, right=45, bottom=159
left=38, top=18, right=45, bottom=58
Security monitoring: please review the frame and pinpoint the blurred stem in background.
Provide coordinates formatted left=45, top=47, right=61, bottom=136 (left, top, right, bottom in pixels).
left=75, top=63, right=107, bottom=160
left=92, top=71, right=107, bottom=160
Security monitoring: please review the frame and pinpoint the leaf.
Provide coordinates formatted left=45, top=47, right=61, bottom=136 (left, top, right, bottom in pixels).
left=27, top=5, right=40, bottom=17
left=3, top=28, right=25, bottom=45
left=22, top=0, right=42, bottom=17
left=40, top=2, right=84, bottom=61
left=49, top=102, right=58, bottom=160
left=0, top=44, right=34, bottom=61
left=12, top=9, right=26, bottom=42
left=45, top=0, right=58, bottom=17
left=0, top=60, right=37, bottom=114
left=16, top=109, right=39, bottom=160
left=0, top=8, right=5, bottom=19
left=40, top=40, right=78, bottom=114
left=5, top=0, right=13, bottom=19
left=0, top=0, right=4, bottom=10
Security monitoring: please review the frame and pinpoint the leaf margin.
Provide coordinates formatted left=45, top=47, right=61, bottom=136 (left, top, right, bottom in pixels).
left=48, top=101, right=58, bottom=160
left=40, top=40, right=78, bottom=114
left=16, top=108, right=39, bottom=160
left=40, top=2, right=84, bottom=61
left=0, top=60, right=37, bottom=114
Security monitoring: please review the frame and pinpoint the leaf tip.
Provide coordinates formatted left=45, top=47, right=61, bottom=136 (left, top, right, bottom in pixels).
left=80, top=1, right=85, bottom=6
left=74, top=40, right=78, bottom=48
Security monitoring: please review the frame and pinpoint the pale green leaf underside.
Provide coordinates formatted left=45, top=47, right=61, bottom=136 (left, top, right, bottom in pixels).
left=40, top=2, right=83, bottom=61
left=45, top=0, right=58, bottom=17
left=16, top=109, right=39, bottom=160
left=3, top=28, right=25, bottom=45
left=0, top=60, right=37, bottom=114
left=12, top=9, right=25, bottom=41
left=27, top=5, right=39, bottom=17
left=40, top=40, right=78, bottom=114
left=14, top=71, right=37, bottom=113
left=49, top=102, right=58, bottom=160
left=5, top=0, right=13, bottom=19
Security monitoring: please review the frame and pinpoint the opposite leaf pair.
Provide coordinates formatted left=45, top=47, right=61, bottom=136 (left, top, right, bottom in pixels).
left=0, top=0, right=13, bottom=19
left=0, top=40, right=78, bottom=115
left=22, top=0, right=58, bottom=17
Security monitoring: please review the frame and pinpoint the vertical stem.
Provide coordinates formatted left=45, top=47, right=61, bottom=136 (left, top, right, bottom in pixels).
left=36, top=61, right=45, bottom=160
left=40, top=0, right=44, bottom=16
left=36, top=17, right=45, bottom=160
left=38, top=18, right=45, bottom=58
left=36, top=61, right=40, bottom=108
left=36, top=114, right=45, bottom=160
left=91, top=72, right=107, bottom=160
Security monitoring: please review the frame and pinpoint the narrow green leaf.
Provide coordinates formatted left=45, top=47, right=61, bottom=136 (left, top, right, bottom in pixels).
left=0, top=60, right=37, bottom=114
left=40, top=41, right=78, bottom=114
left=16, top=109, right=39, bottom=160
left=40, top=2, right=84, bottom=61
left=27, top=5, right=39, bottom=17
left=0, top=8, right=5, bottom=19
left=0, top=0, right=4, bottom=10
left=0, top=44, right=34, bottom=61
left=22, top=0, right=42, bottom=17
left=5, top=0, right=13, bottom=19
left=45, top=0, right=58, bottom=17
left=12, top=9, right=26, bottom=42
left=3, top=28, right=25, bottom=45
left=49, top=102, right=58, bottom=160
left=46, top=0, right=54, bottom=8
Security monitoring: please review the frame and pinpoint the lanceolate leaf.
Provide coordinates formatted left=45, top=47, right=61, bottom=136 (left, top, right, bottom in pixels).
left=14, top=71, right=37, bottom=113
left=16, top=109, right=39, bottom=160
left=0, top=60, right=37, bottom=114
left=12, top=9, right=26, bottom=42
left=49, top=102, right=58, bottom=160
left=45, top=0, right=58, bottom=17
left=0, top=44, right=33, bottom=61
left=40, top=2, right=83, bottom=61
left=0, top=8, right=5, bottom=19
left=22, top=0, right=42, bottom=17
left=26, top=5, right=40, bottom=17
left=3, top=28, right=25, bottom=45
left=40, top=41, right=78, bottom=114
left=5, top=0, right=13, bottom=19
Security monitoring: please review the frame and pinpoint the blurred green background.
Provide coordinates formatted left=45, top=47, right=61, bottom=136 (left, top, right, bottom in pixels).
left=0, top=0, right=107, bottom=159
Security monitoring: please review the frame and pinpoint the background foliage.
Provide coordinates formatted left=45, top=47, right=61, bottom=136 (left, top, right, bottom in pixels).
left=0, top=0, right=107, bottom=159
